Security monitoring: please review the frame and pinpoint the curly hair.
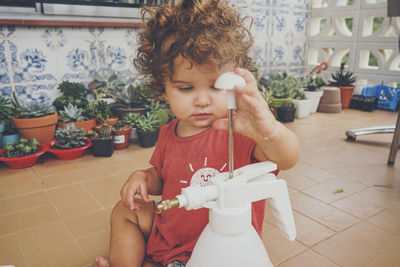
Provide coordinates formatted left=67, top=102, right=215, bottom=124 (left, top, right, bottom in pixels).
left=134, top=0, right=254, bottom=95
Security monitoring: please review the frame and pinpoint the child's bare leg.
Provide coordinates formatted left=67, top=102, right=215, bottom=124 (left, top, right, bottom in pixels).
left=101, top=199, right=156, bottom=267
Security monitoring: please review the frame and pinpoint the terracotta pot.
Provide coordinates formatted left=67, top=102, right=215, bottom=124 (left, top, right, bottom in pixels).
left=111, top=106, right=147, bottom=119
left=337, top=85, right=355, bottom=109
left=47, top=138, right=92, bottom=160
left=57, top=118, right=96, bottom=133
left=97, top=117, right=119, bottom=126
left=113, top=127, right=132, bottom=150
left=13, top=113, right=58, bottom=144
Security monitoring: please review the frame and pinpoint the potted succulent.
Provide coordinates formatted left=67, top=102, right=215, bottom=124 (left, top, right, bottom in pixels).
left=0, top=96, right=13, bottom=147
left=291, top=87, right=313, bottom=119
left=304, top=62, right=328, bottom=113
left=57, top=103, right=96, bottom=133
left=93, top=100, right=118, bottom=126
left=261, top=73, right=302, bottom=108
left=328, top=62, right=357, bottom=109
left=122, top=112, right=140, bottom=143
left=258, top=81, right=275, bottom=115
left=145, top=100, right=170, bottom=125
left=91, top=124, right=114, bottom=157
left=111, top=81, right=151, bottom=119
left=12, top=93, right=57, bottom=144
left=0, top=137, right=47, bottom=168
left=277, top=101, right=296, bottom=123
left=52, top=80, right=88, bottom=112
left=47, top=124, right=92, bottom=160
left=112, top=121, right=132, bottom=150
left=136, top=112, right=161, bottom=148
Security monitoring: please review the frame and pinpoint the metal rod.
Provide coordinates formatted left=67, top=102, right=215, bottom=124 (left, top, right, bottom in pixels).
left=228, top=109, right=234, bottom=179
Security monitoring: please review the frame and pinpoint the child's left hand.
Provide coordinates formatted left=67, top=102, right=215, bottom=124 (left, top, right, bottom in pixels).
left=212, top=68, right=279, bottom=142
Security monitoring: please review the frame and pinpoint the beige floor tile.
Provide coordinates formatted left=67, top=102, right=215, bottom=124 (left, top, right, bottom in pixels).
left=17, top=221, right=87, bottom=267
left=77, top=231, right=110, bottom=266
left=84, top=176, right=121, bottom=208
left=65, top=208, right=112, bottom=239
left=0, top=205, right=59, bottom=236
left=0, top=234, right=26, bottom=266
left=290, top=192, right=360, bottom=231
left=47, top=184, right=102, bottom=218
left=301, top=177, right=367, bottom=203
left=367, top=209, right=400, bottom=235
left=262, top=228, right=307, bottom=266
left=0, top=170, right=42, bottom=199
left=279, top=173, right=319, bottom=191
left=278, top=249, right=339, bottom=267
left=291, top=211, right=335, bottom=247
left=332, top=187, right=394, bottom=219
left=0, top=191, right=50, bottom=216
left=365, top=235, right=400, bottom=267
left=280, top=161, right=337, bottom=183
left=314, top=222, right=397, bottom=266
left=38, top=165, right=112, bottom=189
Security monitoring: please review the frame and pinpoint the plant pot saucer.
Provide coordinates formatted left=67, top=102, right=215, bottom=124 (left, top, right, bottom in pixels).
left=0, top=144, right=48, bottom=169
left=47, top=138, right=92, bottom=160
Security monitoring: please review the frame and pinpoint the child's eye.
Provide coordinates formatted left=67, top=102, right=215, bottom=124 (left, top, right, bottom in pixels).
left=178, top=87, right=193, bottom=91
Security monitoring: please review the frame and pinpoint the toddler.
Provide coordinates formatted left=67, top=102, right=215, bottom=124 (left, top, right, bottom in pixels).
left=96, top=0, right=300, bottom=266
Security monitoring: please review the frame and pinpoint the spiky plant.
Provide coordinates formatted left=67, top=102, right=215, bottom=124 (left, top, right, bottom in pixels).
left=14, top=102, right=54, bottom=119
left=58, top=103, right=88, bottom=123
left=98, top=124, right=113, bottom=140
left=2, top=138, right=40, bottom=158
left=136, top=112, right=160, bottom=133
left=122, top=112, right=140, bottom=127
left=0, top=96, right=13, bottom=121
left=53, top=124, right=87, bottom=149
left=329, top=63, right=356, bottom=86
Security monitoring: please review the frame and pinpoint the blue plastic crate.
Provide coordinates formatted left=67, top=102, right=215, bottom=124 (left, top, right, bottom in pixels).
left=361, top=84, right=400, bottom=111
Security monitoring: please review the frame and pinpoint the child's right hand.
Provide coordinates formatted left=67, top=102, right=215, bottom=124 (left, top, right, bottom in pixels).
left=120, top=170, right=151, bottom=210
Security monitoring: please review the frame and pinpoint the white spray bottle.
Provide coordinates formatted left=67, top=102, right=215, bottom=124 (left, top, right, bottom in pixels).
left=156, top=72, right=296, bottom=267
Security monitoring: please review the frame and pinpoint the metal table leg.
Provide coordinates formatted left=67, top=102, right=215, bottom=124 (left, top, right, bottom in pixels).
left=388, top=107, right=400, bottom=165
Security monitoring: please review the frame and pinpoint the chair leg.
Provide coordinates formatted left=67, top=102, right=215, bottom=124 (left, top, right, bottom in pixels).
left=388, top=107, right=400, bottom=165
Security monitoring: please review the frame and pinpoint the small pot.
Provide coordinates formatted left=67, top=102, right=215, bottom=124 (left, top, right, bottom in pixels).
left=277, top=108, right=296, bottom=123
left=137, top=129, right=159, bottom=148
left=47, top=138, right=92, bottom=160
left=13, top=112, right=58, bottom=143
left=0, top=144, right=48, bottom=169
left=113, top=127, right=132, bottom=150
left=2, top=133, right=20, bottom=147
left=92, top=138, right=114, bottom=157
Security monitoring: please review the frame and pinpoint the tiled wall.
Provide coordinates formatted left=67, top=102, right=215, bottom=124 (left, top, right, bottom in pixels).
left=0, top=0, right=310, bottom=104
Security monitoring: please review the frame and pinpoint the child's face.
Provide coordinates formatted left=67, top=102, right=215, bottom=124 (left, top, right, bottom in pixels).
left=163, top=57, right=233, bottom=136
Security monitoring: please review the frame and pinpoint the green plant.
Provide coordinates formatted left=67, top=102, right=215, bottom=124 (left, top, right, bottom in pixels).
left=122, top=112, right=141, bottom=128
left=3, top=119, right=17, bottom=135
left=111, top=81, right=151, bottom=109
left=11, top=92, right=54, bottom=119
left=329, top=63, right=356, bottom=86
left=95, top=124, right=113, bottom=140
left=261, top=73, right=305, bottom=99
left=306, top=76, right=326, bottom=91
left=0, top=96, right=13, bottom=121
left=279, top=101, right=296, bottom=111
left=58, top=103, right=88, bottom=123
left=1, top=137, right=40, bottom=158
left=93, top=100, right=112, bottom=123
left=257, top=80, right=274, bottom=106
left=136, top=112, right=161, bottom=132
left=145, top=100, right=169, bottom=124
left=53, top=124, right=87, bottom=149
left=291, top=87, right=306, bottom=100
left=53, top=81, right=88, bottom=108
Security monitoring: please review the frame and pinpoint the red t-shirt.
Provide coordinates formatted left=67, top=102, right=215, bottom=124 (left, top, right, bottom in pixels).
left=146, top=119, right=269, bottom=265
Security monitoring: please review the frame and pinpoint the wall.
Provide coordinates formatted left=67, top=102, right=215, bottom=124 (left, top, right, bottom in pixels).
left=0, top=0, right=310, bottom=104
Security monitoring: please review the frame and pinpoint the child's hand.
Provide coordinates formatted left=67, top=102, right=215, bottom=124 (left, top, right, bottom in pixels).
left=213, top=68, right=279, bottom=142
left=120, top=170, right=151, bottom=210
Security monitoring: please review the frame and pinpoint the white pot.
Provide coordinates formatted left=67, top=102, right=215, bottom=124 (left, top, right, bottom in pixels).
left=291, top=99, right=313, bottom=119
left=304, top=90, right=323, bottom=113
left=130, top=127, right=138, bottom=143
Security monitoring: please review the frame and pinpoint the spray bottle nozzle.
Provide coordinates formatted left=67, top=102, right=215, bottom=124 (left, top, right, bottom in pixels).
left=156, top=198, right=180, bottom=213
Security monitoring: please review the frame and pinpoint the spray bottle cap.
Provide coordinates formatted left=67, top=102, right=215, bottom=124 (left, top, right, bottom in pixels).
left=215, top=72, right=246, bottom=109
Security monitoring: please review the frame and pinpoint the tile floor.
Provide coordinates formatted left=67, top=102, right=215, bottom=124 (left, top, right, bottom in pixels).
left=0, top=109, right=399, bottom=267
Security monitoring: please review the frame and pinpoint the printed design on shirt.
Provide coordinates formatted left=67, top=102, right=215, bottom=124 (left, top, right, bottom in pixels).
left=188, top=157, right=227, bottom=187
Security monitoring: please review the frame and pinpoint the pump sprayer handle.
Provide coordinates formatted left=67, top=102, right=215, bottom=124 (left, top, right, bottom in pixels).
left=214, top=72, right=246, bottom=109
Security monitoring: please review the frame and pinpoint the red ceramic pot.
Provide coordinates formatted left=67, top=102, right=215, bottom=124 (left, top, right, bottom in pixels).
left=0, top=144, right=48, bottom=169
left=47, top=138, right=92, bottom=160
left=113, top=127, right=132, bottom=150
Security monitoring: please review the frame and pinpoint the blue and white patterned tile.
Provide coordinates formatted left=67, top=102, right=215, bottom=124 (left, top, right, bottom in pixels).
left=95, top=39, right=136, bottom=73
left=230, top=0, right=248, bottom=6
left=0, top=86, right=12, bottom=98
left=288, top=67, right=306, bottom=77
left=271, top=0, right=290, bottom=8
left=271, top=9, right=289, bottom=37
left=252, top=38, right=269, bottom=68
left=245, top=0, right=270, bottom=7
left=248, top=8, right=270, bottom=36
left=0, top=26, right=16, bottom=85
left=292, top=11, right=309, bottom=37
left=40, top=27, right=68, bottom=51
left=14, top=83, right=58, bottom=105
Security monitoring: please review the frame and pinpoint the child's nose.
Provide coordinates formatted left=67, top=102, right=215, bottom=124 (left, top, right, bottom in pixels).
left=194, top=90, right=211, bottom=107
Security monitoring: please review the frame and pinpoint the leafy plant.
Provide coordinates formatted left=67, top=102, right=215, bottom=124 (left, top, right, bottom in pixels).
left=136, top=112, right=161, bottom=133
left=58, top=103, right=88, bottom=123
left=111, top=81, right=151, bottom=109
left=93, top=100, right=112, bottom=123
left=3, top=119, right=17, bottom=135
left=122, top=112, right=141, bottom=128
left=53, top=124, right=87, bottom=149
left=257, top=80, right=274, bottom=106
left=279, top=101, right=296, bottom=111
left=53, top=81, right=88, bottom=108
left=291, top=87, right=306, bottom=100
left=1, top=138, right=40, bottom=158
left=261, top=73, right=306, bottom=99
left=145, top=100, right=169, bottom=125
left=112, top=120, right=131, bottom=131
left=0, top=96, right=13, bottom=121
left=306, top=76, right=326, bottom=91
left=12, top=92, right=54, bottom=119
left=329, top=63, right=356, bottom=86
